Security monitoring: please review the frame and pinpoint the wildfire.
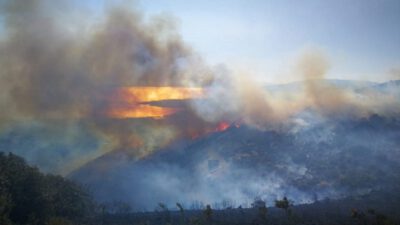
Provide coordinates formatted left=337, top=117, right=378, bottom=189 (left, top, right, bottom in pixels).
left=190, top=121, right=232, bottom=139
left=215, top=122, right=230, bottom=132
left=107, top=87, right=204, bottom=119
left=107, top=104, right=179, bottom=119
left=116, top=87, right=204, bottom=103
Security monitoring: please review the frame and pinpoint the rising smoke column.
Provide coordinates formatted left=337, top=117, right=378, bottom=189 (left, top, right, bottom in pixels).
left=1, top=0, right=399, bottom=175
left=2, top=0, right=294, bottom=174
left=296, top=48, right=400, bottom=119
left=296, top=49, right=357, bottom=116
left=0, top=0, right=214, bottom=174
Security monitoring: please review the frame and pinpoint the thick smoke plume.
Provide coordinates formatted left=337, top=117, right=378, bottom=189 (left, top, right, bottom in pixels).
left=0, top=0, right=399, bottom=176
left=291, top=48, right=400, bottom=119
left=297, top=49, right=355, bottom=115
left=0, top=0, right=213, bottom=173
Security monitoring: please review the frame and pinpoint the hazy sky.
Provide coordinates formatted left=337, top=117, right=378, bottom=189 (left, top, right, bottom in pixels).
left=138, top=0, right=400, bottom=83
left=147, top=0, right=400, bottom=83
left=2, top=0, right=400, bottom=83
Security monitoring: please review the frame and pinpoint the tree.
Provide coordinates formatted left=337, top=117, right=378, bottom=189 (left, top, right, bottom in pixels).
left=275, top=196, right=290, bottom=211
left=203, top=204, right=213, bottom=222
left=0, top=152, right=94, bottom=225
left=176, top=202, right=185, bottom=225
left=252, top=198, right=267, bottom=224
left=156, top=202, right=170, bottom=224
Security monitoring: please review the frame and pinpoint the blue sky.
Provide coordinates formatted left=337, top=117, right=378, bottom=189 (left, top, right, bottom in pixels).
left=2, top=0, right=399, bottom=83
left=136, top=0, right=400, bottom=83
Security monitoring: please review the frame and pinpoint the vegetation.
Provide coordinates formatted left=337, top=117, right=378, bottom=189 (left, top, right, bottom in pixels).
left=0, top=152, right=399, bottom=225
left=0, top=152, right=94, bottom=225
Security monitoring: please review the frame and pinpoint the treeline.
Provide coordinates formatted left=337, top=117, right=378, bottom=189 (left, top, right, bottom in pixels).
left=1, top=152, right=399, bottom=225
left=96, top=195, right=399, bottom=225
left=0, top=152, right=94, bottom=225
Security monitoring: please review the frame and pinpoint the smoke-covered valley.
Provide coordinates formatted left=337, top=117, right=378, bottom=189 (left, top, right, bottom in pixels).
left=68, top=80, right=400, bottom=210
left=0, top=0, right=400, bottom=217
left=1, top=78, right=399, bottom=210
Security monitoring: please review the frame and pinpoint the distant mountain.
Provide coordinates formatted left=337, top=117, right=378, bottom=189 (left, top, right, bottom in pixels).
left=2, top=79, right=399, bottom=212
left=70, top=114, right=400, bottom=210
left=369, top=80, right=400, bottom=94
left=265, top=79, right=377, bottom=93
left=69, top=79, right=400, bottom=210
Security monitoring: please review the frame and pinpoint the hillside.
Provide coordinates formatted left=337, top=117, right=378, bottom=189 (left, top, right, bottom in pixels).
left=71, top=113, right=400, bottom=211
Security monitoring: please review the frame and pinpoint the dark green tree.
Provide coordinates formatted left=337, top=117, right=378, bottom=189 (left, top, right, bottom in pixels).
left=0, top=152, right=94, bottom=225
left=203, top=204, right=213, bottom=223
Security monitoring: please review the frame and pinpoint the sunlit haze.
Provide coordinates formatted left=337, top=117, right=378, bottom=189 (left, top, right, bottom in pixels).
left=0, top=1, right=400, bottom=224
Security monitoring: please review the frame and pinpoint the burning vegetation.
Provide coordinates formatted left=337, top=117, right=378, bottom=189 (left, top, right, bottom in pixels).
left=0, top=0, right=398, bottom=173
left=106, top=87, right=204, bottom=119
left=0, top=1, right=400, bottom=224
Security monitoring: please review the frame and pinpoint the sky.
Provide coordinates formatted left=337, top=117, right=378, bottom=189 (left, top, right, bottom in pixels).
left=0, top=0, right=400, bottom=206
left=139, top=0, right=400, bottom=83
left=139, top=0, right=400, bottom=82
left=2, top=0, right=400, bottom=83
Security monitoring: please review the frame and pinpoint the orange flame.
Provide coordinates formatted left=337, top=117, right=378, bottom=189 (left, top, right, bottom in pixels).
left=107, top=87, right=204, bottom=119
left=116, top=87, right=204, bottom=103
left=215, top=122, right=230, bottom=132
left=190, top=121, right=232, bottom=139
left=107, top=104, right=179, bottom=119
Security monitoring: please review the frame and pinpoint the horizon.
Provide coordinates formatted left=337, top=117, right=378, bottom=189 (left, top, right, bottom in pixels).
left=105, top=0, right=400, bottom=83
left=0, top=1, right=400, bottom=223
left=1, top=0, right=399, bottom=83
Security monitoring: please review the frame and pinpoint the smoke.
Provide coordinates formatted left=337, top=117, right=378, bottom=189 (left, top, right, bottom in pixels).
left=0, top=0, right=209, bottom=119
left=1, top=0, right=400, bottom=212
left=388, top=67, right=400, bottom=80
left=71, top=145, right=327, bottom=210
left=293, top=48, right=400, bottom=119
left=0, top=0, right=399, bottom=180
left=73, top=114, right=400, bottom=210
left=296, top=49, right=356, bottom=115
left=190, top=66, right=303, bottom=130
left=0, top=0, right=217, bottom=173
